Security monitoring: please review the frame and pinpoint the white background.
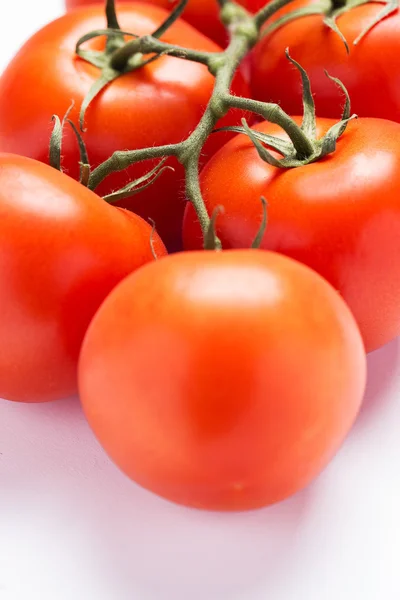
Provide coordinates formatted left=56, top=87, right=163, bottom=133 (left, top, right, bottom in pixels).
left=1, top=2, right=400, bottom=599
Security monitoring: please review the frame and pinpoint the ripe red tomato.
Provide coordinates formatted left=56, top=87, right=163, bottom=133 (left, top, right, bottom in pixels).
left=0, top=4, right=249, bottom=251
left=79, top=249, right=366, bottom=511
left=250, top=0, right=400, bottom=121
left=65, top=0, right=268, bottom=46
left=0, top=153, right=166, bottom=403
left=183, top=117, right=400, bottom=353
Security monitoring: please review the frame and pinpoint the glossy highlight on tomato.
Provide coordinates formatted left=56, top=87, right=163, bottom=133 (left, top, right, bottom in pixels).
left=0, top=153, right=166, bottom=403
left=79, top=250, right=366, bottom=511
left=0, top=3, right=249, bottom=251
left=250, top=0, right=400, bottom=121
left=183, top=117, right=400, bottom=352
left=65, top=0, right=269, bottom=46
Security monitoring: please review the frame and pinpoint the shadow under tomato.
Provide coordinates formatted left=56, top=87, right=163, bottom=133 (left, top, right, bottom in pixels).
left=90, top=482, right=312, bottom=600
left=0, top=397, right=314, bottom=600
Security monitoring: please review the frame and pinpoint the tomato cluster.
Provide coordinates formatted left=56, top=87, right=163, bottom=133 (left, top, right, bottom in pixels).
left=0, top=0, right=399, bottom=511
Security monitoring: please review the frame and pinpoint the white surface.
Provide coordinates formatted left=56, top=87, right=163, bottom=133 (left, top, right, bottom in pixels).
left=1, top=3, right=400, bottom=599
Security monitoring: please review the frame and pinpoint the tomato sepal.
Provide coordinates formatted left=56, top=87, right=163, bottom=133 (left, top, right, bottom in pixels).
left=50, top=103, right=91, bottom=185
left=262, top=0, right=399, bottom=49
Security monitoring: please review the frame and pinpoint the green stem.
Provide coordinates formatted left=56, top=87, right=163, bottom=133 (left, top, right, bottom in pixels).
left=110, top=39, right=141, bottom=71
left=88, top=144, right=180, bottom=190
left=121, top=36, right=219, bottom=68
left=106, top=0, right=120, bottom=29
left=105, top=0, right=124, bottom=53
left=225, top=95, right=315, bottom=159
left=184, top=156, right=216, bottom=245
left=175, top=33, right=250, bottom=241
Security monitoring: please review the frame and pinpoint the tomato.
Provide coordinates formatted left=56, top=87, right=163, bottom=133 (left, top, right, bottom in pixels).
left=65, top=0, right=269, bottom=46
left=79, top=249, right=366, bottom=511
left=183, top=117, right=400, bottom=353
left=250, top=0, right=400, bottom=121
left=0, top=4, right=249, bottom=252
left=0, top=153, right=166, bottom=403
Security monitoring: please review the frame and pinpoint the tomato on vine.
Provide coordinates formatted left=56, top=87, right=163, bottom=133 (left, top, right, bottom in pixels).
left=0, top=2, right=249, bottom=251
left=184, top=114, right=400, bottom=353
left=250, top=0, right=400, bottom=121
left=0, top=154, right=166, bottom=403
left=65, top=0, right=269, bottom=46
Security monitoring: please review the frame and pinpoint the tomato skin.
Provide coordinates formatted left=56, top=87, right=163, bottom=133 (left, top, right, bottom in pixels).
left=65, top=0, right=268, bottom=46
left=250, top=0, right=400, bottom=121
left=79, top=249, right=366, bottom=511
left=0, top=153, right=166, bottom=403
left=0, top=4, right=249, bottom=252
left=183, top=117, right=400, bottom=353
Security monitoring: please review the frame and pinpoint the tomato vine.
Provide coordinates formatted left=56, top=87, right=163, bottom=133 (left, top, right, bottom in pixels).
left=60, top=0, right=380, bottom=246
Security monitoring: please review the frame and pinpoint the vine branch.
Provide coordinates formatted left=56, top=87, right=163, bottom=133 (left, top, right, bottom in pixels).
left=88, top=144, right=180, bottom=190
left=111, top=35, right=219, bottom=71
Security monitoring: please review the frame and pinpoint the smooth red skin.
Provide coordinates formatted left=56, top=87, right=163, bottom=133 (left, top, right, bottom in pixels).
left=65, top=0, right=268, bottom=46
left=0, top=4, right=249, bottom=252
left=0, top=154, right=166, bottom=403
left=79, top=250, right=366, bottom=511
left=183, top=117, right=400, bottom=353
left=250, top=1, right=400, bottom=121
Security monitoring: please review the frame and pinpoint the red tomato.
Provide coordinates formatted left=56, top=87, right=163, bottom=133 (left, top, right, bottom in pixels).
left=0, top=153, right=166, bottom=403
left=250, top=0, right=400, bottom=121
left=65, top=0, right=268, bottom=46
left=183, top=117, right=400, bottom=353
left=79, top=249, right=366, bottom=511
left=0, top=4, right=249, bottom=252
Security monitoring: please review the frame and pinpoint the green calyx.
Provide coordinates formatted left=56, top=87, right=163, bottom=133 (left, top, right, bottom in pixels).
left=215, top=51, right=355, bottom=169
left=263, top=0, right=399, bottom=51
left=49, top=101, right=90, bottom=184
left=75, top=0, right=193, bottom=130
